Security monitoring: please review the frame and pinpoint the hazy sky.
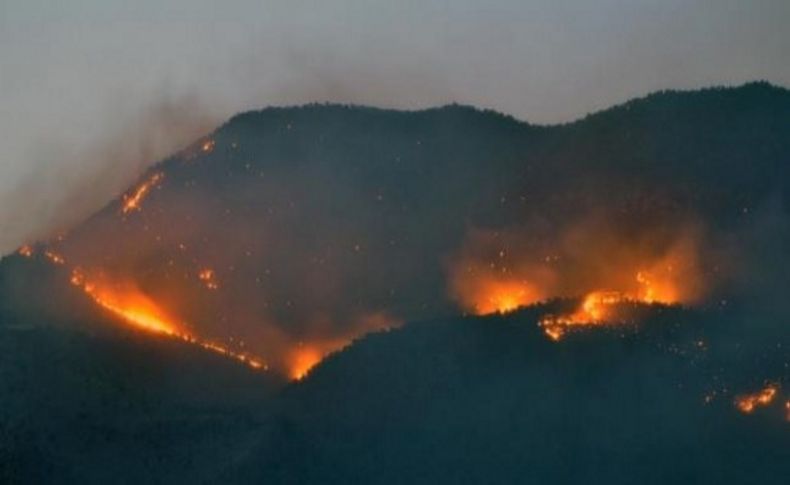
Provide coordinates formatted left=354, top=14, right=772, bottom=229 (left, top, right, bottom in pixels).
left=1, top=0, right=789, bottom=254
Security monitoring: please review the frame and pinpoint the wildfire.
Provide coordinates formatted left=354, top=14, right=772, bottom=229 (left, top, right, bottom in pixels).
left=538, top=290, right=627, bottom=341
left=66, top=265, right=266, bottom=371
left=122, top=172, right=164, bottom=214
left=450, top=220, right=705, bottom=341
left=198, top=268, right=219, bottom=290
left=454, top=274, right=543, bottom=315
left=734, top=385, right=779, bottom=414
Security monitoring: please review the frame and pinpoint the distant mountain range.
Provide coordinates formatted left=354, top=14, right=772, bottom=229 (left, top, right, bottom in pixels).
left=1, top=82, right=789, bottom=483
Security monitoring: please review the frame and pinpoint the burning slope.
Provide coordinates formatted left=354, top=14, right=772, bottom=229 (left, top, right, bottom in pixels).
left=70, top=270, right=266, bottom=370
left=450, top=219, right=705, bottom=340
left=19, top=245, right=266, bottom=371
left=21, top=95, right=785, bottom=382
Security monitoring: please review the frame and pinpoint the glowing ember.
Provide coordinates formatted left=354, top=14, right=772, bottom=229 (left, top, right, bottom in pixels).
left=198, top=268, right=219, bottom=290
left=734, top=385, right=779, bottom=414
left=785, top=401, right=790, bottom=422
left=121, top=172, right=164, bottom=214
left=18, top=245, right=34, bottom=257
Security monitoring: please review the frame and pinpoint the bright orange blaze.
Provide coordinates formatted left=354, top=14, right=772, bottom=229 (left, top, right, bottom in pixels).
left=288, top=345, right=325, bottom=380
left=734, top=385, right=779, bottom=414
left=538, top=267, right=684, bottom=342
left=538, top=291, right=626, bottom=340
left=122, top=172, right=164, bottom=214
left=18, top=245, right=34, bottom=257
left=69, top=268, right=265, bottom=371
left=464, top=277, right=543, bottom=315
left=636, top=269, right=680, bottom=304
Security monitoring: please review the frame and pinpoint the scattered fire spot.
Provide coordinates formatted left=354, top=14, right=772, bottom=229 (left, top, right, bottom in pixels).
left=122, top=172, right=164, bottom=214
left=18, top=245, right=33, bottom=257
left=456, top=275, right=543, bottom=315
left=198, top=268, right=219, bottom=290
left=201, top=139, right=215, bottom=153
left=44, top=250, right=65, bottom=265
left=735, top=385, right=779, bottom=414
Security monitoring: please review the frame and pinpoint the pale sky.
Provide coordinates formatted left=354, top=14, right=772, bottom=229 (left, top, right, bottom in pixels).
left=1, top=0, right=789, bottom=254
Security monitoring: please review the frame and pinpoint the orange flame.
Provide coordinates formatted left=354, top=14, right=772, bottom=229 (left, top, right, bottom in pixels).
left=734, top=385, right=779, bottom=414
left=288, top=345, right=325, bottom=380
left=538, top=290, right=627, bottom=340
left=453, top=273, right=544, bottom=315
left=122, top=172, right=164, bottom=214
left=69, top=267, right=266, bottom=371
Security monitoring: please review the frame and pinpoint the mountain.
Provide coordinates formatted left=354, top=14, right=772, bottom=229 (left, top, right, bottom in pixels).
left=0, top=255, right=280, bottom=483
left=1, top=82, right=789, bottom=483
left=23, top=81, right=790, bottom=376
left=238, top=305, right=790, bottom=484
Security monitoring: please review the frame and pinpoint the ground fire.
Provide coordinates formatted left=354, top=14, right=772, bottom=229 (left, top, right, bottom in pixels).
left=17, top=244, right=266, bottom=371
left=121, top=172, right=164, bottom=214
left=734, top=385, right=779, bottom=414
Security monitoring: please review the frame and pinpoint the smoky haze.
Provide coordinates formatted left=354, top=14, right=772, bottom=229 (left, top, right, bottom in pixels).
left=1, top=0, right=790, bottom=254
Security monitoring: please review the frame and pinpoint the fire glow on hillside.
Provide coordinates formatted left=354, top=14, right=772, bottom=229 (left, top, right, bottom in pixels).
left=70, top=267, right=266, bottom=370
left=450, top=221, right=703, bottom=341
left=18, top=245, right=266, bottom=371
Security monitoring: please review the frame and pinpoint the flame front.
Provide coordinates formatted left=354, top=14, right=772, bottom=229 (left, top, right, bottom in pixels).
left=68, top=267, right=266, bottom=371
left=289, top=345, right=324, bottom=380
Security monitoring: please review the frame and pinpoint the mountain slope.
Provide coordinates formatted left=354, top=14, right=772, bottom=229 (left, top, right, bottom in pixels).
left=24, top=82, right=790, bottom=375
left=240, top=305, right=790, bottom=484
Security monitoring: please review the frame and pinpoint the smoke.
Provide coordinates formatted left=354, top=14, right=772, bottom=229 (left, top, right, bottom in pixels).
left=0, top=92, right=220, bottom=256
